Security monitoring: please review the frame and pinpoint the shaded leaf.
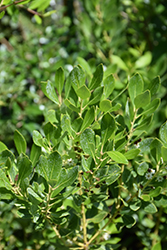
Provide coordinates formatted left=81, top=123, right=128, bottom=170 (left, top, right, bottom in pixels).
left=160, top=121, right=167, bottom=147
left=80, top=107, right=95, bottom=132
left=141, top=98, right=160, bottom=116
left=52, top=166, right=78, bottom=197
left=89, top=64, right=103, bottom=90
left=55, top=67, right=64, bottom=95
left=101, top=113, right=116, bottom=146
left=149, top=76, right=161, bottom=96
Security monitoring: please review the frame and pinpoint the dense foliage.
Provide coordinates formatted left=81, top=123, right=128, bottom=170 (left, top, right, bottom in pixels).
left=0, top=0, right=167, bottom=249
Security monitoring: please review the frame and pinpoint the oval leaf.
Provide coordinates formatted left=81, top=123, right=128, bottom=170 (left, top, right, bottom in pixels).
left=107, top=151, right=128, bottom=165
left=14, top=130, right=27, bottom=155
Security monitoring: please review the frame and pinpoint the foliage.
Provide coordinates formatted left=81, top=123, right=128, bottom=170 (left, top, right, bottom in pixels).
left=1, top=63, right=167, bottom=249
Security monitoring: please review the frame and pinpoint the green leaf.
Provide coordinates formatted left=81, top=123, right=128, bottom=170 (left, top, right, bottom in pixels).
left=55, top=67, right=65, bottom=95
left=100, top=99, right=112, bottom=112
left=80, top=107, right=95, bottom=132
left=107, top=151, right=128, bottom=165
left=106, top=165, right=121, bottom=185
left=0, top=169, right=12, bottom=190
left=0, top=11, right=5, bottom=19
left=136, top=115, right=153, bottom=130
left=161, top=146, right=167, bottom=162
left=80, top=129, right=95, bottom=156
left=160, top=121, right=167, bottom=147
left=88, top=211, right=108, bottom=223
left=135, top=51, right=152, bottom=69
left=101, top=113, right=116, bottom=146
left=141, top=98, right=160, bottom=116
left=30, top=144, right=41, bottom=167
left=134, top=90, right=151, bottom=109
left=149, top=76, right=161, bottom=96
left=151, top=242, right=162, bottom=250
left=137, top=162, right=149, bottom=176
left=14, top=130, right=27, bottom=155
left=111, top=55, right=128, bottom=71
left=27, top=187, right=43, bottom=204
left=64, top=98, right=79, bottom=113
left=43, top=122, right=57, bottom=141
left=32, top=130, right=43, bottom=147
left=87, top=86, right=103, bottom=106
left=124, top=148, right=140, bottom=160
left=17, top=155, right=33, bottom=186
left=77, top=57, right=92, bottom=76
left=103, top=73, right=115, bottom=98
left=122, top=215, right=136, bottom=228
left=128, top=73, right=143, bottom=106
left=0, top=149, right=15, bottom=167
left=36, top=151, right=62, bottom=183
left=89, top=64, right=103, bottom=90
left=61, top=114, right=75, bottom=137
left=150, top=138, right=162, bottom=163
left=69, top=65, right=85, bottom=91
left=76, top=85, right=91, bottom=99
left=0, top=142, right=7, bottom=152
left=149, top=187, right=162, bottom=198
left=143, top=202, right=157, bottom=214
left=51, top=166, right=78, bottom=197
left=41, top=80, right=59, bottom=105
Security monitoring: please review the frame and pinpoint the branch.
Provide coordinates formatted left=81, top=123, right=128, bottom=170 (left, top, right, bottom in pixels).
left=0, top=0, right=30, bottom=11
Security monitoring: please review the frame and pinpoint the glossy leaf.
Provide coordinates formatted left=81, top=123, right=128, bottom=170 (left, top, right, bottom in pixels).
left=107, top=151, right=128, bottom=165
left=51, top=166, right=78, bottom=197
left=161, top=146, right=167, bottom=162
left=80, top=107, right=95, bottom=132
left=14, top=130, right=27, bottom=155
left=32, top=130, right=43, bottom=147
left=101, top=113, right=116, bottom=146
left=89, top=64, right=103, bottom=90
left=80, top=129, right=95, bottom=156
left=128, top=73, right=143, bottom=106
left=160, top=121, right=167, bottom=147
left=41, top=80, right=59, bottom=105
left=55, top=67, right=64, bottom=95
left=106, top=165, right=121, bottom=185
left=0, top=149, right=14, bottom=166
left=36, top=151, right=62, bottom=183
left=27, top=187, right=43, bottom=204
left=149, top=187, right=162, bottom=198
left=69, top=65, right=85, bottom=91
left=134, top=90, right=151, bottom=109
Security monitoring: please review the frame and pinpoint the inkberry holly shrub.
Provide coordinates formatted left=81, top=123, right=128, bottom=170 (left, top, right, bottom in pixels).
left=1, top=63, right=167, bottom=249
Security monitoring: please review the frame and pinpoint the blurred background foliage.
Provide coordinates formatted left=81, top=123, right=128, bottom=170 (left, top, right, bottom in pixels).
left=0, top=0, right=167, bottom=150
left=0, top=0, right=167, bottom=249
